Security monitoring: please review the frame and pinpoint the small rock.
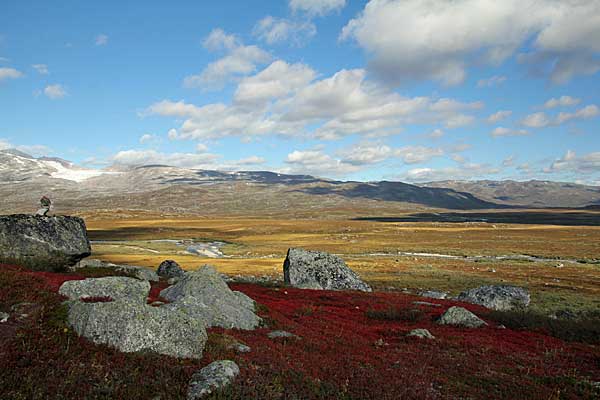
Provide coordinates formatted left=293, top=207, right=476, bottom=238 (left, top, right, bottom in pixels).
left=437, top=306, right=487, bottom=328
left=187, top=360, right=240, bottom=400
left=419, top=290, right=448, bottom=300
left=407, top=328, right=435, bottom=339
left=0, top=312, right=9, bottom=323
left=228, top=343, right=251, bottom=353
left=157, top=260, right=186, bottom=279
left=267, top=330, right=300, bottom=340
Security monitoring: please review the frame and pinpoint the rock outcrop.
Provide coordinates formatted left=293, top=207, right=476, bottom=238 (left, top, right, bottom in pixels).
left=437, top=306, right=487, bottom=328
left=457, top=285, right=530, bottom=311
left=157, top=259, right=186, bottom=279
left=59, top=277, right=150, bottom=303
left=283, top=248, right=371, bottom=292
left=0, top=214, right=91, bottom=271
left=407, top=328, right=435, bottom=339
left=67, top=299, right=207, bottom=359
left=187, top=360, right=240, bottom=400
left=160, top=265, right=262, bottom=330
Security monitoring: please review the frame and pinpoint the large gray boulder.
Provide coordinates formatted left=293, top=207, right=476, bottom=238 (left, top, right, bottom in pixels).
left=437, top=306, right=487, bottom=328
left=283, top=248, right=371, bottom=292
left=0, top=214, right=91, bottom=271
left=187, top=360, right=240, bottom=399
left=160, top=265, right=261, bottom=330
left=59, top=277, right=150, bottom=303
left=457, top=285, right=530, bottom=311
left=157, top=259, right=186, bottom=279
left=67, top=299, right=207, bottom=359
left=73, top=258, right=159, bottom=282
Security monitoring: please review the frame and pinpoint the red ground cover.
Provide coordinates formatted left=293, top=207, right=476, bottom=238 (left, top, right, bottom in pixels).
left=1, top=264, right=598, bottom=399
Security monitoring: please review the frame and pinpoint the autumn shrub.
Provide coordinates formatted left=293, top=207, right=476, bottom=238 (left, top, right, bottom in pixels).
left=486, top=309, right=600, bottom=344
left=366, top=306, right=424, bottom=322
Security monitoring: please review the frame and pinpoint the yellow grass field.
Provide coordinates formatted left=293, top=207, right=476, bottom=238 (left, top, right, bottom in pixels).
left=83, top=211, right=600, bottom=314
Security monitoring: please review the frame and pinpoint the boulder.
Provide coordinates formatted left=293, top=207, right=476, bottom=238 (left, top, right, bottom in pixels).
left=67, top=299, right=207, bottom=359
left=73, top=258, right=159, bottom=282
left=407, top=328, right=435, bottom=339
left=187, top=360, right=240, bottom=400
left=267, top=330, right=300, bottom=340
left=457, top=285, right=530, bottom=311
left=437, top=306, right=487, bottom=328
left=283, top=248, right=371, bottom=292
left=160, top=265, right=261, bottom=330
left=0, top=214, right=91, bottom=271
left=419, top=290, right=449, bottom=300
left=59, top=277, right=150, bottom=303
left=157, top=260, right=186, bottom=279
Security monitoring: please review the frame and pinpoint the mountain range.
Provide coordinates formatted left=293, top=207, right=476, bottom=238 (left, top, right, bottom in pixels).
left=1, top=149, right=599, bottom=215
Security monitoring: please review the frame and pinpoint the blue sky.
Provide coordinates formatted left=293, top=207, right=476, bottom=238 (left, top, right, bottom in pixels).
left=1, top=0, right=599, bottom=184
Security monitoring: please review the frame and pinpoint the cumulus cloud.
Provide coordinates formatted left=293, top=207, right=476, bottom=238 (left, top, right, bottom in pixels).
left=32, top=64, right=49, bottom=75
left=522, top=104, right=599, bottom=127
left=284, top=149, right=361, bottom=176
left=544, top=95, right=581, bottom=108
left=149, top=65, right=484, bottom=141
left=0, top=139, right=52, bottom=156
left=0, top=67, right=23, bottom=81
left=545, top=150, right=600, bottom=174
left=112, top=149, right=219, bottom=169
left=196, top=143, right=208, bottom=153
left=394, top=146, right=444, bottom=164
left=235, top=155, right=266, bottom=165
left=337, top=143, right=392, bottom=165
left=477, top=75, right=507, bottom=88
left=139, top=134, right=160, bottom=144
left=184, top=29, right=271, bottom=89
left=95, top=34, right=108, bottom=46
left=402, top=163, right=500, bottom=182
left=44, top=84, right=67, bottom=99
left=427, top=129, right=445, bottom=138
left=253, top=16, right=316, bottom=45
left=491, top=127, right=530, bottom=137
left=289, top=0, right=346, bottom=16
left=341, top=0, right=600, bottom=86
left=487, top=110, right=512, bottom=123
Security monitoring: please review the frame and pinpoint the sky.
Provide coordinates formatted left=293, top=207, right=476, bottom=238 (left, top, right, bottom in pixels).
left=1, top=0, right=599, bottom=184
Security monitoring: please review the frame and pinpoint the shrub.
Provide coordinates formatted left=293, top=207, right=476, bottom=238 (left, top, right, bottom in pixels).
left=366, top=307, right=424, bottom=322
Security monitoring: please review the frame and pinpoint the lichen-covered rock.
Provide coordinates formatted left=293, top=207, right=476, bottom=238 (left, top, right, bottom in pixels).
left=283, top=248, right=371, bottom=292
left=457, top=285, right=530, bottom=311
left=187, top=360, right=240, bottom=399
left=157, top=260, right=186, bottom=279
left=419, top=290, right=449, bottom=299
left=160, top=265, right=261, bottom=330
left=437, top=306, right=487, bottom=328
left=73, top=258, right=159, bottom=282
left=59, top=277, right=150, bottom=303
left=67, top=300, right=207, bottom=359
left=267, top=330, right=300, bottom=340
left=0, top=214, right=91, bottom=271
left=407, top=328, right=435, bottom=339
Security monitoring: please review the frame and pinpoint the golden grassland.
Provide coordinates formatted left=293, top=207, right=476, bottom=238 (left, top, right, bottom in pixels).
left=82, top=210, right=600, bottom=314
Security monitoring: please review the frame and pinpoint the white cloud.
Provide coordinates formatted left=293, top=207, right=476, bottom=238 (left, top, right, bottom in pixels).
left=139, top=134, right=158, bottom=144
left=0, top=138, right=11, bottom=150
left=402, top=163, right=500, bottom=182
left=196, top=143, right=208, bottom=153
left=341, top=0, right=600, bottom=86
left=150, top=65, right=483, bottom=141
left=184, top=29, right=271, bottom=89
left=544, top=95, right=581, bottom=109
left=477, top=75, right=507, bottom=88
left=545, top=150, right=600, bottom=174
left=32, top=64, right=49, bottom=75
left=338, top=143, right=392, bottom=165
left=491, top=127, right=530, bottom=137
left=427, top=129, right=445, bottom=138
left=487, top=110, right=512, bottom=123
left=112, top=149, right=219, bottom=169
left=95, top=34, right=108, bottom=46
left=522, top=105, right=599, bottom=127
left=44, top=84, right=67, bottom=99
left=235, top=155, right=266, bottom=165
left=234, top=60, right=316, bottom=106
left=394, top=146, right=444, bottom=164
left=289, top=0, right=346, bottom=16
left=0, top=139, right=52, bottom=156
left=284, top=149, right=361, bottom=176
left=253, top=16, right=316, bottom=45
left=502, top=155, right=515, bottom=167
left=167, top=128, right=178, bottom=140
left=0, top=67, right=23, bottom=81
